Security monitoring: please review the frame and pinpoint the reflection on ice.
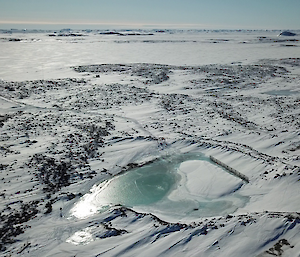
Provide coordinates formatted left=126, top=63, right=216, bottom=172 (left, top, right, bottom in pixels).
left=70, top=184, right=110, bottom=219
left=71, top=153, right=249, bottom=220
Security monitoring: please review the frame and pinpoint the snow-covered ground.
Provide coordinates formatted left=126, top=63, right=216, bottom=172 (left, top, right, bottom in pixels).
left=0, top=29, right=300, bottom=256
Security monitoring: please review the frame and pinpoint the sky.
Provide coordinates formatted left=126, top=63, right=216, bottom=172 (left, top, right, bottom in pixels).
left=0, top=0, right=299, bottom=30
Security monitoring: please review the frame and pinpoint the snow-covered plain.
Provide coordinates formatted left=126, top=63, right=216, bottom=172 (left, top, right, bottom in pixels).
left=0, top=29, right=300, bottom=256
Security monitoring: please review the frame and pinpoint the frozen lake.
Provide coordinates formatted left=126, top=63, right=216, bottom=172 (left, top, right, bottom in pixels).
left=71, top=153, right=248, bottom=221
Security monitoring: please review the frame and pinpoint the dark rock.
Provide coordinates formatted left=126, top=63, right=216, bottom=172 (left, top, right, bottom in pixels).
left=278, top=31, right=297, bottom=36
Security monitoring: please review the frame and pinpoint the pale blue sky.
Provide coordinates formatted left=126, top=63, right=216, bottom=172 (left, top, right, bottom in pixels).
left=0, top=0, right=299, bottom=30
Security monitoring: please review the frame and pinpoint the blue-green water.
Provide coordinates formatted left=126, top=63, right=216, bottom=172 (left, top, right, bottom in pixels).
left=73, top=153, right=249, bottom=219
left=96, top=162, right=176, bottom=206
left=96, top=154, right=203, bottom=206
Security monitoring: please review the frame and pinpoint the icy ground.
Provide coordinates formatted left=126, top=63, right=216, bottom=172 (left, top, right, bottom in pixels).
left=0, top=30, right=300, bottom=256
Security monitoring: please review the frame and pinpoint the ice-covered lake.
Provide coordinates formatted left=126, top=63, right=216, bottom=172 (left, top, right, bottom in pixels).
left=71, top=153, right=248, bottom=220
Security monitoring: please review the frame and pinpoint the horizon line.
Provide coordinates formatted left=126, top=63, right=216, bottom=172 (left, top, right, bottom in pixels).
left=0, top=20, right=298, bottom=31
